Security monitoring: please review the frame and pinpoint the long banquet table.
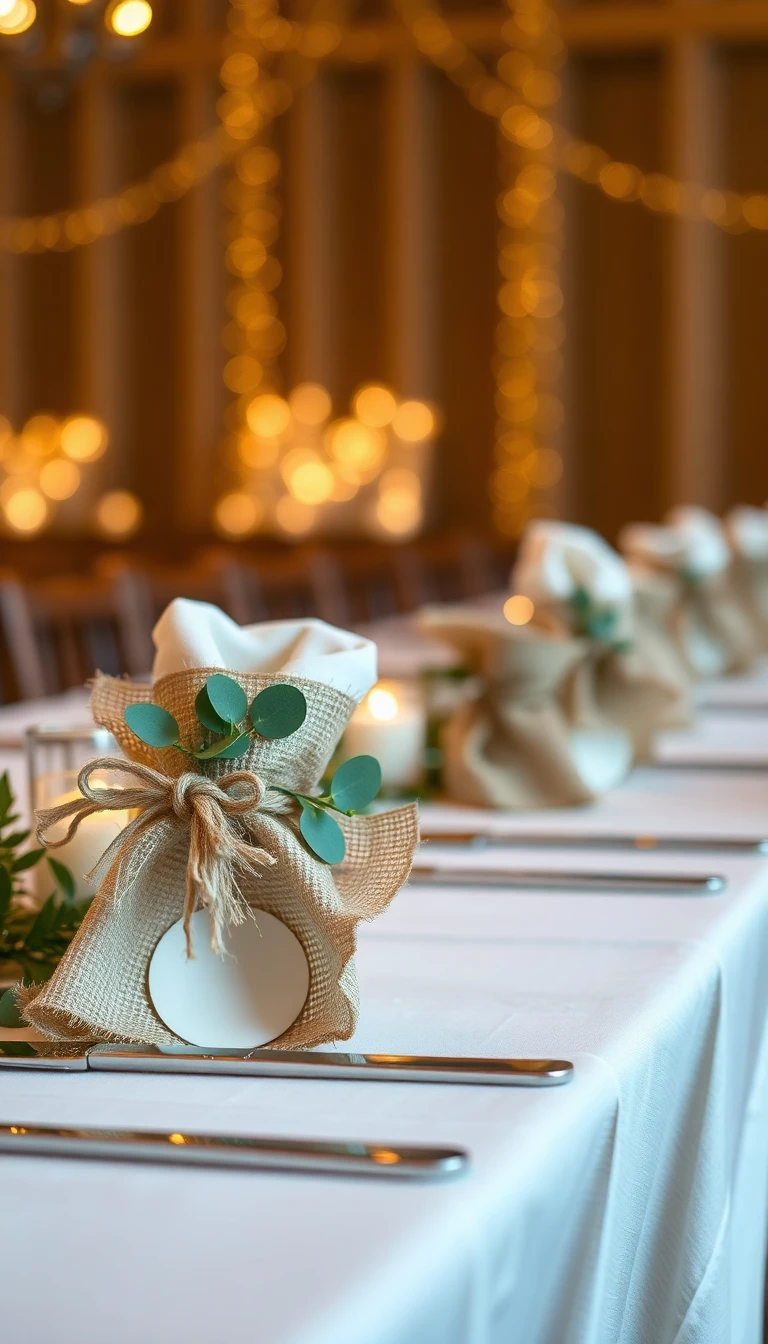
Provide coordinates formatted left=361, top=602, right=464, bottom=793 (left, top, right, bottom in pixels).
left=4, top=676, right=768, bottom=1343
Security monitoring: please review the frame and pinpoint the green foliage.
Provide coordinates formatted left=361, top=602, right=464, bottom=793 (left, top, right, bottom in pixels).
left=299, top=804, right=346, bottom=864
left=329, top=756, right=381, bottom=814
left=250, top=684, right=307, bottom=740
left=204, top=674, right=248, bottom=727
left=125, top=702, right=180, bottom=748
left=0, top=986, right=22, bottom=1027
left=195, top=684, right=230, bottom=735
left=568, top=585, right=628, bottom=650
left=0, top=771, right=83, bottom=1013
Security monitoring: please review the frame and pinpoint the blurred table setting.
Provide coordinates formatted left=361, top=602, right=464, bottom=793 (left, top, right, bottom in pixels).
left=3, top=511, right=768, bottom=1344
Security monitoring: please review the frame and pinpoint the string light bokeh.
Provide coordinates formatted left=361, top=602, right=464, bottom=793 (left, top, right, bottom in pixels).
left=0, top=413, right=139, bottom=538
left=214, top=382, right=437, bottom=540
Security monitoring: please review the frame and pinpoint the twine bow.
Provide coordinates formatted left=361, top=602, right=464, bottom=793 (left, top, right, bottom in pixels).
left=35, top=757, right=289, bottom=956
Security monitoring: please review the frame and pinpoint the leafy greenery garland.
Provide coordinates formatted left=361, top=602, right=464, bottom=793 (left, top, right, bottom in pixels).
left=0, top=772, right=80, bottom=1027
left=124, top=675, right=382, bottom=865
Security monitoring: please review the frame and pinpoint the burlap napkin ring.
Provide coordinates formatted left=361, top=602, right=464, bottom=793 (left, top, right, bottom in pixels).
left=22, top=669, right=418, bottom=1048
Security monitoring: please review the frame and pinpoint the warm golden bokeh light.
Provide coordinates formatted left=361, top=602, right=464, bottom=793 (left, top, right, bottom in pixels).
left=213, top=492, right=263, bottom=538
left=246, top=393, right=291, bottom=439
left=0, top=0, right=36, bottom=35
left=4, top=487, right=48, bottom=534
left=22, top=415, right=59, bottom=456
left=286, top=459, right=334, bottom=506
left=391, top=400, right=435, bottom=443
left=503, top=594, right=535, bottom=626
left=289, top=382, right=332, bottom=427
left=327, top=419, right=386, bottom=480
left=95, top=490, right=143, bottom=538
left=60, top=416, right=108, bottom=463
left=367, top=688, right=399, bottom=722
left=353, top=384, right=397, bottom=429
left=39, top=459, right=81, bottom=501
left=274, top=494, right=316, bottom=535
left=106, top=0, right=152, bottom=38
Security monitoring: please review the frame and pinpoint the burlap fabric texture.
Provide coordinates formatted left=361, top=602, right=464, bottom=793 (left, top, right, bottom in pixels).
left=420, top=608, right=685, bottom=808
left=23, top=668, right=418, bottom=1047
left=633, top=567, right=758, bottom=678
left=731, top=556, right=768, bottom=651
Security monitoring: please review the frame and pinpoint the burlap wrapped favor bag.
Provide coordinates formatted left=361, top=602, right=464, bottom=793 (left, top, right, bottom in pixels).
left=419, top=607, right=605, bottom=808
left=23, top=602, right=418, bottom=1047
left=512, top=522, right=689, bottom=759
left=725, top=506, right=768, bottom=650
left=621, top=506, right=758, bottom=677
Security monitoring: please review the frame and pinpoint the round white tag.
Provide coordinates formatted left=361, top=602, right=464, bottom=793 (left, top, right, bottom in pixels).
left=148, top=908, right=310, bottom=1049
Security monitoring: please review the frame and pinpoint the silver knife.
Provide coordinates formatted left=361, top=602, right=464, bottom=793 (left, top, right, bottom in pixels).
left=0, top=1121, right=467, bottom=1180
left=420, top=831, right=768, bottom=855
left=0, top=1042, right=574, bottom=1086
left=408, top=866, right=726, bottom=894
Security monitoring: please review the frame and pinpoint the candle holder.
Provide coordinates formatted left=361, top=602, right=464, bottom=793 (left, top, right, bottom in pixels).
left=25, top=725, right=119, bottom=820
left=339, top=679, right=427, bottom=796
left=25, top=725, right=129, bottom=902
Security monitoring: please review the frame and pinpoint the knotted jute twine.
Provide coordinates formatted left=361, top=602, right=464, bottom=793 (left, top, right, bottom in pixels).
left=22, top=669, right=419, bottom=1048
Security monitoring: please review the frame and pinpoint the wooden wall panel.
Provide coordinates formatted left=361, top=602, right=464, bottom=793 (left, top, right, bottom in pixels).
left=435, top=79, right=497, bottom=532
left=18, top=93, right=76, bottom=420
left=721, top=46, right=768, bottom=510
left=567, top=53, right=666, bottom=541
left=0, top=2, right=767, bottom=564
left=120, top=82, right=183, bottom=537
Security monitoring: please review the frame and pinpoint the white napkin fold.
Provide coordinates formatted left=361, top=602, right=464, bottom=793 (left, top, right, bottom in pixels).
left=152, top=599, right=377, bottom=703
left=512, top=521, right=633, bottom=623
left=620, top=509, right=730, bottom=579
left=725, top=506, right=768, bottom=561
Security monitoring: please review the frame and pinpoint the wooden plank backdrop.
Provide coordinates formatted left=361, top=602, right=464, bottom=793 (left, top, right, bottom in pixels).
left=0, top=0, right=766, bottom=567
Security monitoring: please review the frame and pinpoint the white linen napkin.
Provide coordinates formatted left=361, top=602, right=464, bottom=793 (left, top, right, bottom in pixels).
left=152, top=599, right=377, bottom=703
left=725, top=505, right=768, bottom=561
left=511, top=521, right=634, bottom=628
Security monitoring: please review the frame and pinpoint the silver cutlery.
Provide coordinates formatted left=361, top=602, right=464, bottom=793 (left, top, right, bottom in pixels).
left=0, top=1042, right=573, bottom=1086
left=0, top=1121, right=467, bottom=1180
left=419, top=830, right=768, bottom=855
left=408, top=865, right=726, bottom=894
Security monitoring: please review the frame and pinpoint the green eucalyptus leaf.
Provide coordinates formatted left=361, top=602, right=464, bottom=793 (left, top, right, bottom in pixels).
left=213, top=732, right=251, bottom=760
left=0, top=988, right=23, bottom=1028
left=47, top=856, right=75, bottom=903
left=205, top=674, right=248, bottom=727
left=193, top=729, right=246, bottom=760
left=11, top=848, right=45, bottom=873
left=588, top=609, right=618, bottom=642
left=330, top=755, right=382, bottom=813
left=125, top=702, right=180, bottom=748
left=569, top=585, right=591, bottom=615
left=0, top=866, right=11, bottom=924
left=0, top=772, right=12, bottom=818
left=250, top=684, right=307, bottom=740
left=195, top=684, right=230, bottom=735
left=299, top=804, right=346, bottom=865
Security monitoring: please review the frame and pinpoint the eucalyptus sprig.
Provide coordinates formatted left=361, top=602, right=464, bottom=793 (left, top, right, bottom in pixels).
left=0, top=770, right=83, bottom=1022
left=124, top=676, right=383, bottom=866
left=125, top=674, right=308, bottom=765
left=568, top=585, right=632, bottom=653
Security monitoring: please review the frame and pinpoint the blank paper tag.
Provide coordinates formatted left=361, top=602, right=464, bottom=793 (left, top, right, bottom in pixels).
left=148, top=908, right=310, bottom=1049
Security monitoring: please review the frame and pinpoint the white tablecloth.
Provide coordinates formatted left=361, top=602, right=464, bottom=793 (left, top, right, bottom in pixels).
left=3, top=696, right=768, bottom=1343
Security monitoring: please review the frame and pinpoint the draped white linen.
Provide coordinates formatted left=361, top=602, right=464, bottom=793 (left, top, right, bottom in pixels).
left=3, top=683, right=768, bottom=1342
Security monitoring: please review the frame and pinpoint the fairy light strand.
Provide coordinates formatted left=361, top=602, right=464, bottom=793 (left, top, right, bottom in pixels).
left=394, top=0, right=768, bottom=235
left=491, top=0, right=565, bottom=537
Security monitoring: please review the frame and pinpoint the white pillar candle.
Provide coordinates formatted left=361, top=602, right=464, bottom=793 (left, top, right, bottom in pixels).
left=340, top=681, right=426, bottom=792
left=36, top=785, right=130, bottom=901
